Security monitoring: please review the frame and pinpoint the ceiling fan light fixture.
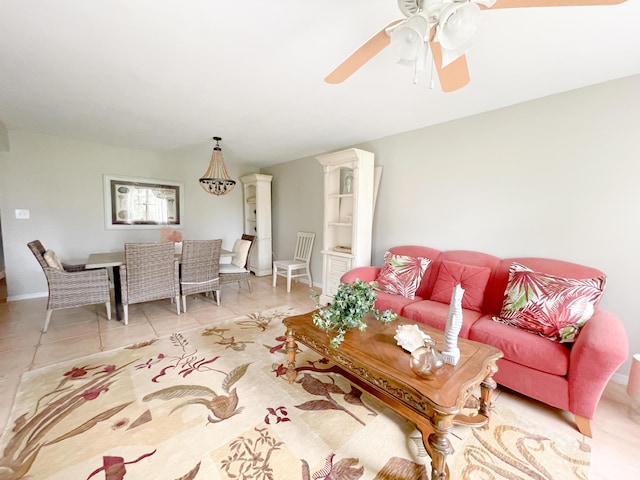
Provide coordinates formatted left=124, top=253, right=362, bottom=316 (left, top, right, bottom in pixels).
left=390, top=13, right=429, bottom=61
left=438, top=2, right=481, bottom=51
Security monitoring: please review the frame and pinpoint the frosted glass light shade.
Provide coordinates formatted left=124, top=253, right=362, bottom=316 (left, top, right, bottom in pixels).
left=390, top=14, right=429, bottom=61
left=439, top=2, right=480, bottom=51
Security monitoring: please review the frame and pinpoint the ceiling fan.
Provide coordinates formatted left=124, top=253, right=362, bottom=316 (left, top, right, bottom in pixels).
left=325, top=0, right=628, bottom=92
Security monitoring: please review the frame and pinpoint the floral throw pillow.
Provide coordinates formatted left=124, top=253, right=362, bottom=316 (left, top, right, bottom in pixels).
left=493, top=262, right=606, bottom=343
left=374, top=252, right=431, bottom=300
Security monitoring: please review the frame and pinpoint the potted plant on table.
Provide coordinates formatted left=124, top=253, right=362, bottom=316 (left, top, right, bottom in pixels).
left=310, top=279, right=397, bottom=347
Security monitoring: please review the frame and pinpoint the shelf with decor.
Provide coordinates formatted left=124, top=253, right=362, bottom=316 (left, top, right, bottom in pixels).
left=316, top=148, right=376, bottom=305
left=240, top=174, right=272, bottom=276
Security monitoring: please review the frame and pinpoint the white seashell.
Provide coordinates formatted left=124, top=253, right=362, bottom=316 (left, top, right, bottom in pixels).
left=394, top=324, right=431, bottom=353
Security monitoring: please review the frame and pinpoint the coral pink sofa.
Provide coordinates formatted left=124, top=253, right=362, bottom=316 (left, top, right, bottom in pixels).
left=341, top=246, right=628, bottom=437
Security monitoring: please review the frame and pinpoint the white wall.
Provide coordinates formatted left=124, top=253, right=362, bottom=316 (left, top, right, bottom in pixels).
left=262, top=157, right=324, bottom=284
left=0, top=120, right=9, bottom=152
left=264, top=75, right=640, bottom=378
left=0, top=131, right=254, bottom=299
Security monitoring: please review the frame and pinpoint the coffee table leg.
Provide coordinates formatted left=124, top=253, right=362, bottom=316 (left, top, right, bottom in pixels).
left=426, top=414, right=454, bottom=480
left=286, top=330, right=298, bottom=384
left=479, top=367, right=498, bottom=421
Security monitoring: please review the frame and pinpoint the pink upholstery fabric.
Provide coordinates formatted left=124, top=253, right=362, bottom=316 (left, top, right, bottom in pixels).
left=469, top=317, right=570, bottom=376
left=402, top=300, right=483, bottom=339
left=341, top=247, right=628, bottom=427
left=430, top=260, right=491, bottom=312
left=492, top=358, right=569, bottom=412
left=375, top=252, right=431, bottom=300
left=373, top=291, right=424, bottom=314
left=341, top=266, right=381, bottom=284
left=569, top=310, right=628, bottom=418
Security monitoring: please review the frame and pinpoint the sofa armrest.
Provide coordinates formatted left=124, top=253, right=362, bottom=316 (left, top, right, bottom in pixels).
left=568, top=309, right=628, bottom=418
left=340, top=267, right=381, bottom=284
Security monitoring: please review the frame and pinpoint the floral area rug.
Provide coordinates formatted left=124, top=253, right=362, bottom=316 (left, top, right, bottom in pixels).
left=0, top=306, right=590, bottom=479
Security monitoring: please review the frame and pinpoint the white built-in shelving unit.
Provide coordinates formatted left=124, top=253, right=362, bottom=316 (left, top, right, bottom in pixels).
left=316, top=148, right=375, bottom=304
left=240, top=173, right=272, bottom=276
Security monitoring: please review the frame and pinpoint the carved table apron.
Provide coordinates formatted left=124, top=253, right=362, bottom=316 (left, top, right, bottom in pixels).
left=283, top=311, right=503, bottom=480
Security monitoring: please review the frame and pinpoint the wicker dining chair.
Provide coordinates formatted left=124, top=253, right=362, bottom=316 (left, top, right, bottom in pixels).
left=119, top=242, right=180, bottom=325
left=27, top=240, right=111, bottom=332
left=219, top=234, right=256, bottom=296
left=180, top=239, right=222, bottom=313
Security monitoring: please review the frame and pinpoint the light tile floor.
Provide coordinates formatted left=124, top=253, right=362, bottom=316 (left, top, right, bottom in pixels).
left=0, top=275, right=638, bottom=478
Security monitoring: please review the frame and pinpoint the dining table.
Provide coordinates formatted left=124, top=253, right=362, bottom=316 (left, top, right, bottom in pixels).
left=85, top=248, right=234, bottom=321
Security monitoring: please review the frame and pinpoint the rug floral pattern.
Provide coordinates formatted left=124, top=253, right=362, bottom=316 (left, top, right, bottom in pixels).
left=0, top=306, right=590, bottom=479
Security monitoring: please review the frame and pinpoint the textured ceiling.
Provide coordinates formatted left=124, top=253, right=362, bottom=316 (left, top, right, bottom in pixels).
left=1, top=0, right=639, bottom=166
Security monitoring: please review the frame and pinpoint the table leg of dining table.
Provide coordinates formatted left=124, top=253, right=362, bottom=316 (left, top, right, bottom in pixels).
left=111, top=266, right=124, bottom=321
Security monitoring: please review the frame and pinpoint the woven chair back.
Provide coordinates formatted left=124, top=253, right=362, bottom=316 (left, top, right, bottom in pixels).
left=181, top=239, right=222, bottom=287
left=123, top=242, right=178, bottom=303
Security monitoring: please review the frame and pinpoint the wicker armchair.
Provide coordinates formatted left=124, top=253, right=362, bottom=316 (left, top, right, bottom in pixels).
left=27, top=240, right=111, bottom=332
left=219, top=234, right=255, bottom=295
left=180, top=239, right=222, bottom=312
left=119, top=242, right=180, bottom=325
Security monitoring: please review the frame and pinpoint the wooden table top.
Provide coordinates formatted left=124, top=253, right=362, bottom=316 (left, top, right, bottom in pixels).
left=283, top=310, right=503, bottom=414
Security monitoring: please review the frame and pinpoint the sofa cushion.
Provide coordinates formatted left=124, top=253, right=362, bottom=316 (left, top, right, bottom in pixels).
left=470, top=317, right=570, bottom=376
left=375, top=252, right=431, bottom=300
left=373, top=290, right=424, bottom=315
left=494, top=262, right=606, bottom=343
left=430, top=260, right=491, bottom=312
left=44, top=250, right=64, bottom=271
left=402, top=300, right=484, bottom=339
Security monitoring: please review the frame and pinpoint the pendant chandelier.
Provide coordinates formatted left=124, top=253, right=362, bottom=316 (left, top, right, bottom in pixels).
left=199, top=136, right=236, bottom=196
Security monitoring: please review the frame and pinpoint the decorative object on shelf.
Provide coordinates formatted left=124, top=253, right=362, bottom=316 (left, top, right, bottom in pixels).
left=199, top=136, right=236, bottom=196
left=394, top=324, right=431, bottom=353
left=627, top=353, right=640, bottom=424
left=310, top=279, right=397, bottom=347
left=343, top=170, right=353, bottom=194
left=441, top=283, right=465, bottom=366
left=410, top=338, right=445, bottom=378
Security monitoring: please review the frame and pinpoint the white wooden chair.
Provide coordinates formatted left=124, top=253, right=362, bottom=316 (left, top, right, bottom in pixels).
left=273, top=232, right=315, bottom=293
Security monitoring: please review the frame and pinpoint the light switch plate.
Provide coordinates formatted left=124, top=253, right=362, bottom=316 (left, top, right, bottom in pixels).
left=15, top=209, right=30, bottom=219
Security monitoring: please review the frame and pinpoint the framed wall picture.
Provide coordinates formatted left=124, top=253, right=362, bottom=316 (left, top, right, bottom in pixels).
left=103, top=175, right=184, bottom=230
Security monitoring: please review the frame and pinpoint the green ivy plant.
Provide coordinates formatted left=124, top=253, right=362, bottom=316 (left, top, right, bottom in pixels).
left=309, top=279, right=398, bottom=347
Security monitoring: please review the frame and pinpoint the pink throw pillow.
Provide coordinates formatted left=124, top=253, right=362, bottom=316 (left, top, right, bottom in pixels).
left=493, top=262, right=606, bottom=343
left=375, top=252, right=431, bottom=300
left=430, top=260, right=491, bottom=312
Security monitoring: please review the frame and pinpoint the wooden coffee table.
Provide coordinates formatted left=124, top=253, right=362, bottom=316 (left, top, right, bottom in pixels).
left=283, top=311, right=503, bottom=480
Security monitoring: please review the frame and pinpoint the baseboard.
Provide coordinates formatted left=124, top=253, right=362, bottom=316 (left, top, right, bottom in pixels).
left=611, top=371, right=628, bottom=386
left=7, top=291, right=48, bottom=302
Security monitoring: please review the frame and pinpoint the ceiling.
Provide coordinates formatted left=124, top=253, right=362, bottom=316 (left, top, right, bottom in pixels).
left=1, top=0, right=639, bottom=167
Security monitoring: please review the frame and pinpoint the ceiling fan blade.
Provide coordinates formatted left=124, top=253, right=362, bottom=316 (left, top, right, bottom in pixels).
left=486, top=0, right=627, bottom=9
left=429, top=41, right=470, bottom=93
left=325, top=20, right=403, bottom=84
